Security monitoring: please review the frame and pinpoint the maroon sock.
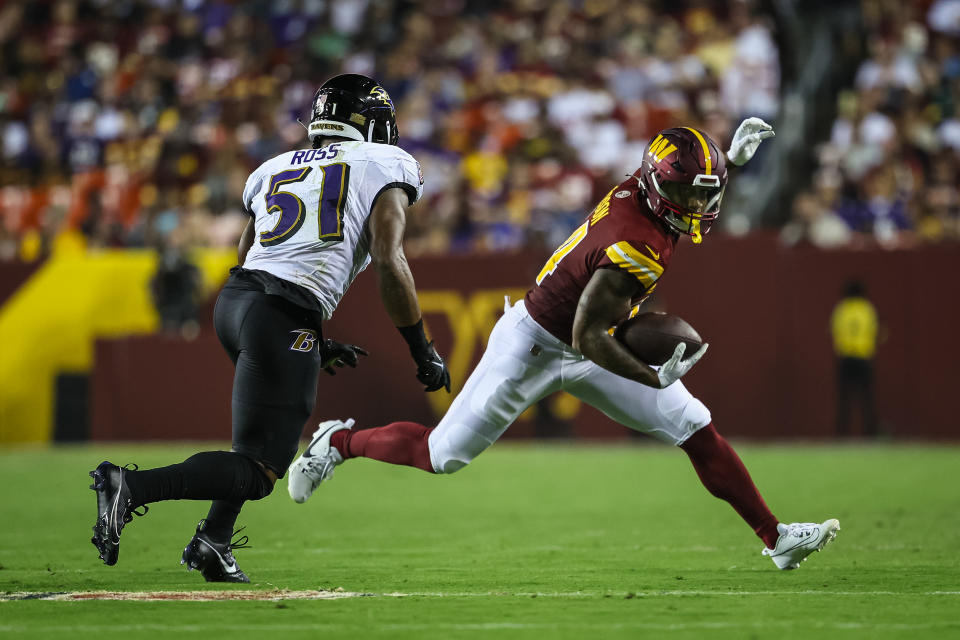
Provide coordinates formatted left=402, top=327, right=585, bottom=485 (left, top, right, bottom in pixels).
left=330, top=422, right=435, bottom=473
left=680, top=424, right=780, bottom=548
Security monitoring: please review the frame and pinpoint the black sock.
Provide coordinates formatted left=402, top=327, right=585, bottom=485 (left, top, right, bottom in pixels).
left=125, top=451, right=271, bottom=507
left=203, top=500, right=243, bottom=544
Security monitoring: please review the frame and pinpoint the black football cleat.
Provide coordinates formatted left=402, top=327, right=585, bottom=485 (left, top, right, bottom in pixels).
left=89, top=461, right=147, bottom=566
left=181, top=520, right=251, bottom=583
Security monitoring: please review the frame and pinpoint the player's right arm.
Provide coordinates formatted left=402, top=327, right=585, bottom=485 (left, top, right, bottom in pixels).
left=572, top=268, right=664, bottom=388
left=368, top=187, right=450, bottom=393
left=237, top=162, right=266, bottom=267
left=369, top=188, right=421, bottom=326
left=237, top=218, right=255, bottom=266
left=573, top=270, right=708, bottom=389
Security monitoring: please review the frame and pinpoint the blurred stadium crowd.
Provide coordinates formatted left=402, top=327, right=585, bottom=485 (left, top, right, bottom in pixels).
left=782, top=0, right=960, bottom=248
left=0, top=0, right=958, bottom=262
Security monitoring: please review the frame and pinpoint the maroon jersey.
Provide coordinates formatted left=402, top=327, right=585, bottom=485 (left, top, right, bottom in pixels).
left=524, top=175, right=678, bottom=345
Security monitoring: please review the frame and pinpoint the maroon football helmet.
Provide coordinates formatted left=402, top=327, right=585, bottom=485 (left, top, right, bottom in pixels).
left=636, top=127, right=728, bottom=243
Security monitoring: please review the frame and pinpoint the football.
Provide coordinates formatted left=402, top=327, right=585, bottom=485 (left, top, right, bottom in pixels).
left=614, top=312, right=703, bottom=366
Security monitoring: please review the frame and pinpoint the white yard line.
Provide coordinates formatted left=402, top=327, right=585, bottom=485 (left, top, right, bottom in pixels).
left=0, top=621, right=958, bottom=633
left=1, top=589, right=959, bottom=601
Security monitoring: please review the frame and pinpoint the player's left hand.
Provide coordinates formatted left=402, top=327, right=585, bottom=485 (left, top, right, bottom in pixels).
left=726, top=117, right=775, bottom=166
left=414, top=341, right=451, bottom=393
left=320, top=339, right=368, bottom=375
left=657, top=342, right=709, bottom=388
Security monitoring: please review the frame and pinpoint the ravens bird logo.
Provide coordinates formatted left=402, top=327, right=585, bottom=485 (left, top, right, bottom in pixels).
left=369, top=85, right=395, bottom=111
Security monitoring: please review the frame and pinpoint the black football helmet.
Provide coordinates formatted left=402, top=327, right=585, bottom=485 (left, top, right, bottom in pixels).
left=636, top=127, right=728, bottom=244
left=307, top=74, right=398, bottom=145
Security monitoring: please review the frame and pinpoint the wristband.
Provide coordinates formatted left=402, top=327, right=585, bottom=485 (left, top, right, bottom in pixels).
left=397, top=319, right=430, bottom=355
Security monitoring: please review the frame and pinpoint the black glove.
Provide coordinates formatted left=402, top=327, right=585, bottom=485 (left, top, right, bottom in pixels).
left=320, top=339, right=368, bottom=376
left=413, top=341, right=451, bottom=393
left=397, top=319, right=451, bottom=393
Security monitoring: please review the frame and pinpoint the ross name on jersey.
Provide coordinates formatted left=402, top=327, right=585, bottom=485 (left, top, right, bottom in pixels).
left=290, top=143, right=342, bottom=166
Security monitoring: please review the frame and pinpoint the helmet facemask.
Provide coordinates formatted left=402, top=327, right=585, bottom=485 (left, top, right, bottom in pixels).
left=636, top=127, right=728, bottom=244
left=651, top=173, right=723, bottom=244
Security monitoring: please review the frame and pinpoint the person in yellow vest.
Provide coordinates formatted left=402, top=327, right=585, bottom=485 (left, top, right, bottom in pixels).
left=830, top=280, right=880, bottom=437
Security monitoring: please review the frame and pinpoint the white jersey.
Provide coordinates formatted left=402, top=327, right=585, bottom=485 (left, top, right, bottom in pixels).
left=241, top=141, right=423, bottom=319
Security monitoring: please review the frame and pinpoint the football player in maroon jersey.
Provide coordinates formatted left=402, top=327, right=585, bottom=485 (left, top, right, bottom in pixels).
left=289, top=118, right=840, bottom=570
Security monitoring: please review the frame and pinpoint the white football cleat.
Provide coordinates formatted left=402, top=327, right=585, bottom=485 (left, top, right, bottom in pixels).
left=287, top=419, right=355, bottom=504
left=762, top=519, right=840, bottom=570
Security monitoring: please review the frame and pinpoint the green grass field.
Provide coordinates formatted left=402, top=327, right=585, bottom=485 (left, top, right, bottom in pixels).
left=0, top=441, right=958, bottom=638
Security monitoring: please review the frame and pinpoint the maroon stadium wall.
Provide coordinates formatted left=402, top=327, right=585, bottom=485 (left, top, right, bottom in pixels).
left=0, top=261, right=40, bottom=306
left=89, top=235, right=960, bottom=441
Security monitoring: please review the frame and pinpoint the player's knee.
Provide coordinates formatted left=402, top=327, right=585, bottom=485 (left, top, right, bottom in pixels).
left=228, top=455, right=274, bottom=501
left=247, top=462, right=275, bottom=500
left=254, top=479, right=274, bottom=500
left=437, top=457, right=468, bottom=474
left=679, top=422, right=720, bottom=454
left=430, top=446, right=472, bottom=474
left=428, top=428, right=483, bottom=474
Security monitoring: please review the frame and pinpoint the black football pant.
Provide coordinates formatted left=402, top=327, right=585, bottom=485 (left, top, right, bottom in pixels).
left=124, top=288, right=323, bottom=543
left=214, top=286, right=323, bottom=476
left=200, top=287, right=322, bottom=543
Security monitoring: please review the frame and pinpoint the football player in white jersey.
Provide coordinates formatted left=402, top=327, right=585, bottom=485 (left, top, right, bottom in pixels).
left=88, top=74, right=450, bottom=582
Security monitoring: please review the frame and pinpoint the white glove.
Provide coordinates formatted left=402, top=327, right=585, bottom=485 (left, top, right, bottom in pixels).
left=657, top=342, right=709, bottom=388
left=726, top=117, right=775, bottom=166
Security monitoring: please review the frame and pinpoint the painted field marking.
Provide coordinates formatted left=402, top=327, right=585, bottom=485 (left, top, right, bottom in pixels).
left=386, top=590, right=960, bottom=598
left=0, top=589, right=370, bottom=602
left=1, top=621, right=959, bottom=633
left=2, top=589, right=959, bottom=602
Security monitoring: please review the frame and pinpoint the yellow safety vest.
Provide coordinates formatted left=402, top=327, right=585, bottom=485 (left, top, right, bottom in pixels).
left=830, top=297, right=878, bottom=359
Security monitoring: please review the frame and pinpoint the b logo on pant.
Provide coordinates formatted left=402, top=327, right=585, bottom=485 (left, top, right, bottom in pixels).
left=289, top=329, right=317, bottom=352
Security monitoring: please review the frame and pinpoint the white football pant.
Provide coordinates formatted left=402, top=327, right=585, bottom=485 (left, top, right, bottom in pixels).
left=428, top=300, right=711, bottom=473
